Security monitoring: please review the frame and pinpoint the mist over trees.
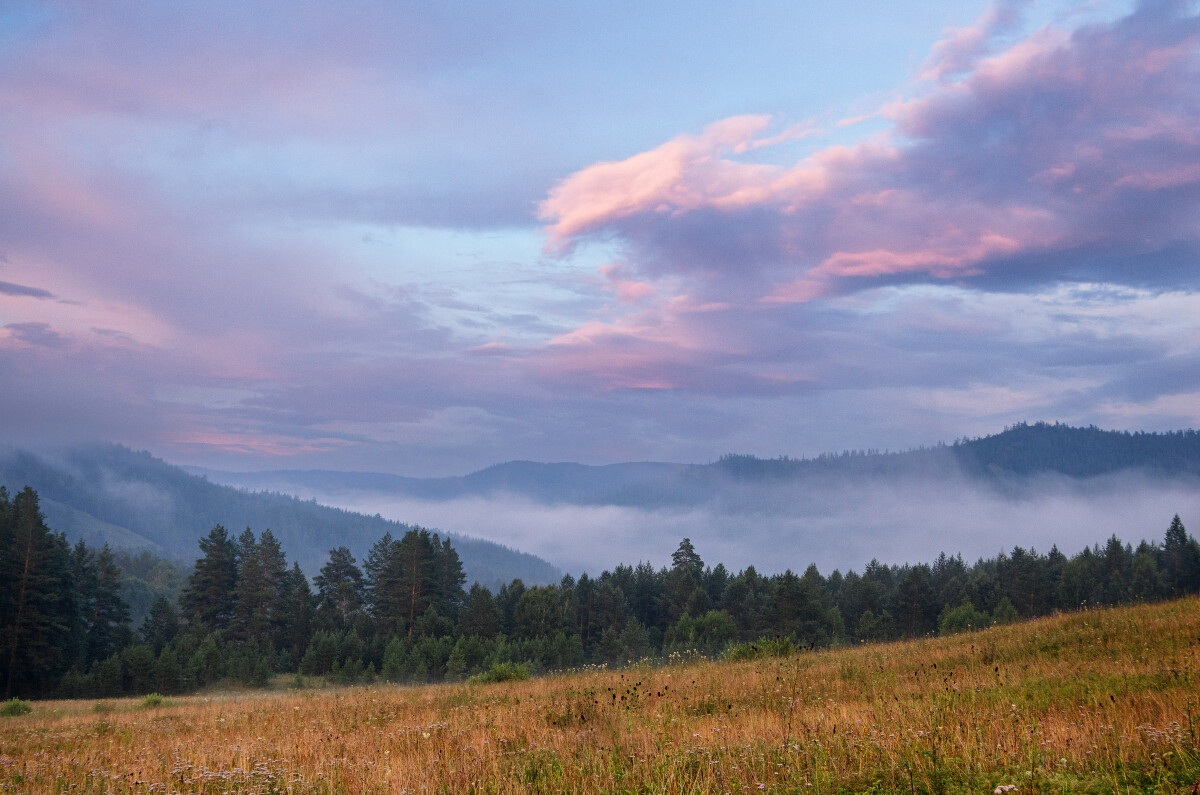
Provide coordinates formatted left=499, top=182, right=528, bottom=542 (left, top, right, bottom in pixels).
left=3, top=482, right=1199, bottom=700
left=0, top=444, right=562, bottom=591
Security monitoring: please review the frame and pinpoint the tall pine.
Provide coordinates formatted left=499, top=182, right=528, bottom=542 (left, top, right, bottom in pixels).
left=180, top=525, right=239, bottom=634
left=0, top=487, right=73, bottom=698
left=233, top=528, right=287, bottom=647
left=315, top=546, right=365, bottom=633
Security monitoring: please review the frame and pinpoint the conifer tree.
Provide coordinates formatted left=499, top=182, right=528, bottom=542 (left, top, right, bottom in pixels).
left=0, top=487, right=72, bottom=698
left=364, top=532, right=403, bottom=635
left=139, top=595, right=180, bottom=655
left=277, top=562, right=314, bottom=659
left=1163, top=515, right=1200, bottom=594
left=234, top=528, right=287, bottom=646
left=457, top=583, right=500, bottom=638
left=87, top=544, right=132, bottom=663
left=433, top=534, right=467, bottom=618
left=395, top=528, right=439, bottom=636
left=67, top=540, right=96, bottom=668
left=179, top=525, right=239, bottom=633
left=315, top=546, right=364, bottom=632
left=671, top=538, right=704, bottom=575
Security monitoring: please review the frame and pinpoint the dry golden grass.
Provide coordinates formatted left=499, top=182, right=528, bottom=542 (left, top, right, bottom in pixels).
left=3, top=597, right=1199, bottom=793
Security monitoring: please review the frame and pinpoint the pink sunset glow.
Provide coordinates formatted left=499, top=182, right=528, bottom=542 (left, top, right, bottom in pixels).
left=1, top=0, right=1199, bottom=475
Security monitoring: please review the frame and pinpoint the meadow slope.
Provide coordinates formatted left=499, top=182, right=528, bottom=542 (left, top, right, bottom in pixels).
left=3, top=597, right=1199, bottom=793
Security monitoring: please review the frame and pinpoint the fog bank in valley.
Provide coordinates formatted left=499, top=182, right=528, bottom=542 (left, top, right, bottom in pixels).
left=292, top=470, right=1200, bottom=577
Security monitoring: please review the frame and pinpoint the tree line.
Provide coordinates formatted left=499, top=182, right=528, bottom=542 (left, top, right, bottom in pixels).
left=3, top=483, right=1200, bottom=699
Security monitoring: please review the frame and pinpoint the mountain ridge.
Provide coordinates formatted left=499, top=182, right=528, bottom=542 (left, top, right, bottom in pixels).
left=0, top=445, right=562, bottom=590
left=190, top=422, right=1200, bottom=508
left=5, top=422, right=1199, bottom=582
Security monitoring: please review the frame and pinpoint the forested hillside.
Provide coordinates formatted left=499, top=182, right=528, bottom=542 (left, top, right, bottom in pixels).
left=679, top=422, right=1200, bottom=492
left=0, top=445, right=560, bottom=590
left=193, top=423, right=1200, bottom=510
left=4, top=483, right=1198, bottom=701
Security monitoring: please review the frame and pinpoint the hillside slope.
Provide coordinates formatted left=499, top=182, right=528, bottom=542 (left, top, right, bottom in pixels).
left=0, top=445, right=561, bottom=588
left=196, top=422, right=1200, bottom=509
left=5, top=597, right=1198, bottom=793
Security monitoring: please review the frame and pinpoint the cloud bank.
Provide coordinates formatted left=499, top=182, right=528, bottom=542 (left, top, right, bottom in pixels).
left=1, top=1, right=1199, bottom=475
left=542, top=3, right=1200, bottom=301
left=292, top=470, right=1200, bottom=577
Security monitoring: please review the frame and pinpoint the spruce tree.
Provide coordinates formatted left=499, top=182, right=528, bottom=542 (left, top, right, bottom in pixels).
left=457, top=584, right=500, bottom=638
left=315, top=546, right=364, bottom=632
left=395, top=529, right=439, bottom=636
left=277, top=563, right=314, bottom=660
left=364, top=532, right=402, bottom=635
left=179, top=525, right=239, bottom=633
left=233, top=528, right=287, bottom=647
left=433, top=534, right=467, bottom=618
left=87, top=544, right=132, bottom=663
left=1163, top=515, right=1200, bottom=594
left=139, top=595, right=180, bottom=655
left=0, top=487, right=72, bottom=698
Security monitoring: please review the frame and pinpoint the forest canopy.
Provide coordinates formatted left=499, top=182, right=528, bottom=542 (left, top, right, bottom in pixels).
left=2, top=483, right=1199, bottom=699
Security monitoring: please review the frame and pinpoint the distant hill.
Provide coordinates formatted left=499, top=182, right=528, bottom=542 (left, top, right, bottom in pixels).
left=6, top=423, right=1197, bottom=582
left=192, top=423, right=1200, bottom=509
left=682, top=422, right=1200, bottom=486
left=952, top=422, right=1200, bottom=478
left=0, top=445, right=561, bottom=590
left=186, top=460, right=689, bottom=503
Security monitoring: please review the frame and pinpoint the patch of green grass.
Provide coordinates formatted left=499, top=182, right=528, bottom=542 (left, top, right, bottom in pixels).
left=139, top=693, right=169, bottom=708
left=0, top=698, right=31, bottom=717
left=469, top=661, right=531, bottom=684
left=724, top=636, right=796, bottom=661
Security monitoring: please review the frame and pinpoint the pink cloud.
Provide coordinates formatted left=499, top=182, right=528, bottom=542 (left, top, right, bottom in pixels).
left=525, top=1, right=1200, bottom=397
left=540, top=1, right=1200, bottom=311
left=598, top=263, right=656, bottom=304
left=916, top=0, right=1028, bottom=83
left=165, top=430, right=350, bottom=458
left=539, top=115, right=790, bottom=247
left=613, top=279, right=656, bottom=304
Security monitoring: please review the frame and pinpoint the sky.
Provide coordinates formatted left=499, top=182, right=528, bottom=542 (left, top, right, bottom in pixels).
left=3, top=0, right=1200, bottom=477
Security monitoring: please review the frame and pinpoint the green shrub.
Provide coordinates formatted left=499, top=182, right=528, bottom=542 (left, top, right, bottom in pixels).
left=0, top=698, right=32, bottom=717
left=724, top=636, right=796, bottom=661
left=468, top=661, right=530, bottom=684
left=139, top=693, right=166, bottom=708
left=938, top=599, right=992, bottom=635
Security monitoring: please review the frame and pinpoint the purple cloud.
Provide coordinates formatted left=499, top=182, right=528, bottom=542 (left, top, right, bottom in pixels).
left=3, top=0, right=1200, bottom=478
left=0, top=280, right=55, bottom=299
left=3, top=322, right=66, bottom=348
left=542, top=2, right=1200, bottom=303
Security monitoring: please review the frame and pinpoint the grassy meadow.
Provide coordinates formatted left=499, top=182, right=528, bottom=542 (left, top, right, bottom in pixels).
left=2, top=597, right=1199, bottom=794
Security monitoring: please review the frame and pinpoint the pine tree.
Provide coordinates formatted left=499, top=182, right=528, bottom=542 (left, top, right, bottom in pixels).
left=433, top=535, right=467, bottom=618
left=233, top=528, right=287, bottom=647
left=68, top=540, right=96, bottom=669
left=179, top=525, right=239, bottom=633
left=364, top=532, right=403, bottom=635
left=87, top=544, right=132, bottom=663
left=0, top=487, right=73, bottom=698
left=276, top=563, right=314, bottom=660
left=671, top=538, right=704, bottom=575
left=315, top=546, right=364, bottom=632
left=457, top=584, right=500, bottom=638
left=395, top=529, right=439, bottom=636
left=139, top=595, right=180, bottom=655
left=1163, top=515, right=1200, bottom=595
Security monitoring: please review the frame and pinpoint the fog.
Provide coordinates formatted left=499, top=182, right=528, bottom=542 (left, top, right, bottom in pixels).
left=284, top=470, right=1200, bottom=576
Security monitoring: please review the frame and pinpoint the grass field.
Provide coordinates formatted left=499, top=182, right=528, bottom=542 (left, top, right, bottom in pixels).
left=2, top=597, right=1199, bottom=794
